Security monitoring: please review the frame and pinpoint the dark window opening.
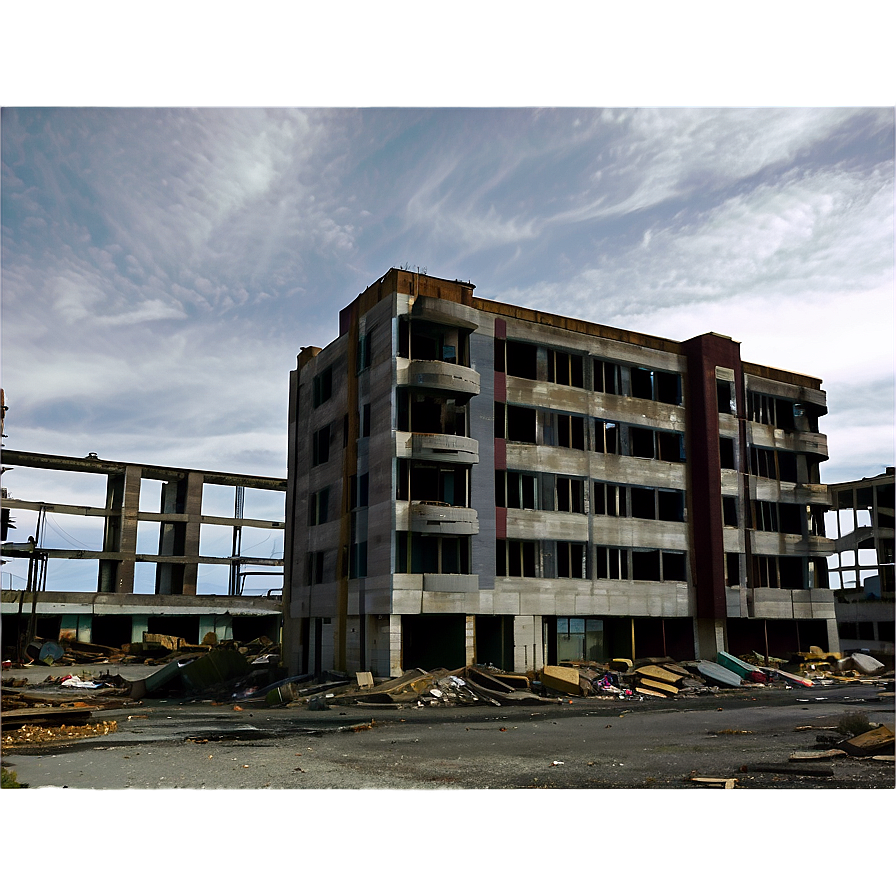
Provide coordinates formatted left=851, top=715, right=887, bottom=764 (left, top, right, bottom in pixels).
left=305, top=551, right=325, bottom=585
left=657, top=431, right=684, bottom=462
left=632, top=549, right=661, bottom=581
left=631, top=427, right=654, bottom=459
left=507, top=405, right=537, bottom=443
left=548, top=349, right=584, bottom=388
left=594, top=360, right=621, bottom=395
left=309, top=487, right=330, bottom=525
left=505, top=341, right=538, bottom=380
left=717, top=379, right=734, bottom=415
left=778, top=452, right=798, bottom=483
left=594, top=420, right=619, bottom=454
left=497, top=539, right=538, bottom=577
left=725, top=553, right=740, bottom=586
left=349, top=542, right=368, bottom=579
left=312, top=366, right=333, bottom=408
left=556, top=477, right=585, bottom=514
left=361, top=403, right=371, bottom=438
left=723, top=496, right=738, bottom=528
left=719, top=437, right=737, bottom=470
left=556, top=542, right=587, bottom=578
left=555, top=413, right=586, bottom=449
left=312, top=424, right=331, bottom=466
left=630, top=367, right=654, bottom=400
left=399, top=533, right=471, bottom=575
left=656, top=371, right=682, bottom=405
left=662, top=551, right=687, bottom=582
left=778, top=503, right=803, bottom=535
left=596, top=546, right=628, bottom=580
left=658, top=490, right=685, bottom=522
left=631, top=487, right=655, bottom=520
left=779, top=556, right=806, bottom=589
left=594, top=482, right=623, bottom=517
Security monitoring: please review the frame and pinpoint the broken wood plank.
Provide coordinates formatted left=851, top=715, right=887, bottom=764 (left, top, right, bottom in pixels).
left=841, top=724, right=895, bottom=757
left=691, top=777, right=737, bottom=788
left=636, top=664, right=684, bottom=684
left=635, top=686, right=668, bottom=699
left=540, top=665, right=581, bottom=695
left=789, top=750, right=846, bottom=761
left=635, top=676, right=679, bottom=694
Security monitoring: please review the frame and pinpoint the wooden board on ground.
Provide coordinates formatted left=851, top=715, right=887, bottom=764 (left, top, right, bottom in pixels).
left=635, top=676, right=679, bottom=694
left=789, top=750, right=846, bottom=761
left=636, top=664, right=684, bottom=684
left=635, top=686, right=668, bottom=699
left=691, top=777, right=736, bottom=788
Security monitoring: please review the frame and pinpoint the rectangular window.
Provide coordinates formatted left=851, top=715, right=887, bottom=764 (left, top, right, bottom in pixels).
left=349, top=542, right=368, bottom=579
left=506, top=405, right=537, bottom=443
left=312, top=424, right=331, bottom=466
left=305, top=551, right=325, bottom=585
left=594, top=360, right=622, bottom=395
left=497, top=471, right=537, bottom=510
left=631, top=486, right=655, bottom=520
left=632, top=548, right=661, bottom=581
left=556, top=477, right=585, bottom=513
left=594, top=482, right=624, bottom=517
left=723, top=496, right=738, bottom=527
left=719, top=437, right=737, bottom=470
left=595, top=546, right=628, bottom=580
left=555, top=413, right=586, bottom=449
left=309, top=487, right=329, bottom=525
left=398, top=533, right=471, bottom=575
left=361, top=403, right=371, bottom=438
left=594, top=420, right=619, bottom=454
left=505, top=341, right=538, bottom=380
left=556, top=542, right=587, bottom=578
left=547, top=349, right=584, bottom=388
left=312, top=366, right=333, bottom=408
left=357, top=329, right=373, bottom=372
left=496, top=539, right=538, bottom=577
left=716, top=379, right=735, bottom=415
left=725, top=553, right=741, bottom=587
left=657, top=489, right=685, bottom=522
left=662, top=551, right=687, bottom=582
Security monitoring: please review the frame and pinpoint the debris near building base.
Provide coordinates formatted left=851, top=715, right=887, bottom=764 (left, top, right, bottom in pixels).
left=690, top=776, right=737, bottom=788
left=3, top=719, right=118, bottom=747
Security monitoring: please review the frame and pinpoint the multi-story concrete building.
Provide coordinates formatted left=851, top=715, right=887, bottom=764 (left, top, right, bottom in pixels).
left=283, top=269, right=836, bottom=678
left=827, top=468, right=895, bottom=656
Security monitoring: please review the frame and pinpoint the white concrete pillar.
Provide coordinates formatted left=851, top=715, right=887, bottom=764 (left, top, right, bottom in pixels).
left=465, top=615, right=475, bottom=666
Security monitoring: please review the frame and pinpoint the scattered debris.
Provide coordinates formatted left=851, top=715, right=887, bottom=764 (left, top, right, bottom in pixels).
left=691, top=777, right=737, bottom=788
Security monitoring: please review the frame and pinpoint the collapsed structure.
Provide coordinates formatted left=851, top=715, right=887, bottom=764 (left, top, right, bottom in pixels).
left=283, top=269, right=837, bottom=678
left=1, top=451, right=285, bottom=651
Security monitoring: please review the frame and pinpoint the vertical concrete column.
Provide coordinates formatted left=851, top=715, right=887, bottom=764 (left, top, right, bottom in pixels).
left=389, top=614, right=403, bottom=676
left=101, top=465, right=142, bottom=594
left=694, top=617, right=726, bottom=658
left=825, top=618, right=841, bottom=654
left=180, top=471, right=204, bottom=596
left=465, top=615, right=476, bottom=666
left=131, top=614, right=149, bottom=643
left=514, top=615, right=542, bottom=673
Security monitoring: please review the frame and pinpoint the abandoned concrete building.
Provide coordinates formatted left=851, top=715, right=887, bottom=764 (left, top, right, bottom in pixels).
left=826, top=468, right=895, bottom=656
left=1, top=450, right=285, bottom=651
left=283, top=269, right=837, bottom=678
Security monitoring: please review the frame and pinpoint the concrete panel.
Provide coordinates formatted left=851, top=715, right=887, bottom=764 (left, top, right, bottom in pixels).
left=492, top=589, right=521, bottom=615
left=421, top=592, right=470, bottom=614
left=393, top=590, right=423, bottom=615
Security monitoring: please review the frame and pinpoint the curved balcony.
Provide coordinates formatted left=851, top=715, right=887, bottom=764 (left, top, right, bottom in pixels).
left=405, top=502, right=479, bottom=535
left=396, top=432, right=479, bottom=465
left=396, top=359, right=480, bottom=397
left=749, top=425, right=829, bottom=459
left=409, top=295, right=481, bottom=329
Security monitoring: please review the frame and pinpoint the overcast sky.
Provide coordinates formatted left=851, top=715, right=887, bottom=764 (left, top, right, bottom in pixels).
left=3, top=106, right=893, bottom=492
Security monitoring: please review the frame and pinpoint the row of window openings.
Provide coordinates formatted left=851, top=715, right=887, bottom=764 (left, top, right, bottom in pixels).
left=495, top=340, right=682, bottom=405
left=499, top=474, right=685, bottom=522
left=496, top=404, right=685, bottom=462
left=307, top=542, right=823, bottom=589
left=497, top=540, right=688, bottom=582
left=721, top=439, right=810, bottom=484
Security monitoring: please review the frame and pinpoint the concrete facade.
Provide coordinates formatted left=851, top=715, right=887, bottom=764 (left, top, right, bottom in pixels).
left=1, top=451, right=285, bottom=650
left=284, top=269, right=837, bottom=677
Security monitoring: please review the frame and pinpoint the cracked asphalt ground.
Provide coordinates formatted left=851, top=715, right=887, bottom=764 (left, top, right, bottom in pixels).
left=4, top=681, right=893, bottom=789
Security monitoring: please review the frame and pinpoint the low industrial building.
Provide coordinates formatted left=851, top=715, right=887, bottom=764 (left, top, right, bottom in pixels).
left=1, top=450, right=285, bottom=652
left=826, top=468, right=895, bottom=656
left=283, top=269, right=837, bottom=678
